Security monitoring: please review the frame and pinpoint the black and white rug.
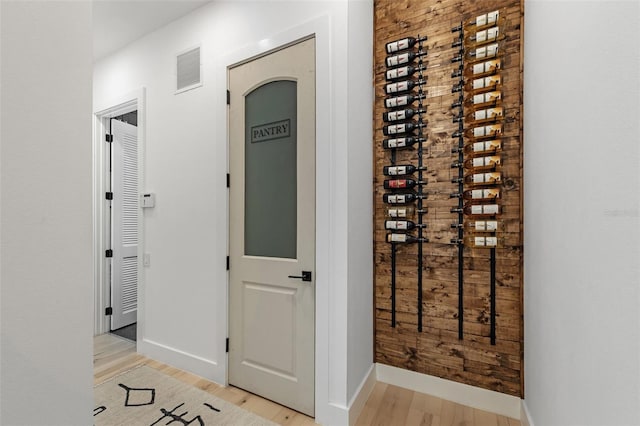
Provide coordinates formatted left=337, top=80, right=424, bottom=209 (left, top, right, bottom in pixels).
left=94, top=365, right=276, bottom=425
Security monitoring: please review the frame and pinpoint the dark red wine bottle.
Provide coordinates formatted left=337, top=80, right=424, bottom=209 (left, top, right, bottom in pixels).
left=384, top=178, right=423, bottom=189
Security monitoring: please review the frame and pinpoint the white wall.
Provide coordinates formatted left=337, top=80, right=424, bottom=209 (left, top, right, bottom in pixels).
left=524, top=1, right=640, bottom=425
left=0, top=2, right=94, bottom=425
left=346, top=0, right=374, bottom=402
left=93, top=1, right=374, bottom=424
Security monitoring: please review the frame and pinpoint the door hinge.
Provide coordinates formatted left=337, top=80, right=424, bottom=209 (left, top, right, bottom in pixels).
left=105, top=249, right=113, bottom=258
left=226, top=338, right=229, bottom=353
left=226, top=173, right=230, bottom=188
left=105, top=307, right=113, bottom=315
left=105, top=192, right=113, bottom=200
left=226, top=90, right=230, bottom=105
left=105, top=134, right=113, bottom=143
left=226, top=256, right=230, bottom=271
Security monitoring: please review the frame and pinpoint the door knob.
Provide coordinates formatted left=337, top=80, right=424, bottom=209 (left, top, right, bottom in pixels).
left=288, top=271, right=312, bottom=282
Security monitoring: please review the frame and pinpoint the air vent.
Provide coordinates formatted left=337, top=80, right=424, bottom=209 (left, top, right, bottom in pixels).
left=176, top=46, right=201, bottom=92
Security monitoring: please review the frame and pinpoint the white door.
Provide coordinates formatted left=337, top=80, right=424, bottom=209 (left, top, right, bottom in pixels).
left=110, top=119, right=138, bottom=330
left=229, top=38, right=316, bottom=416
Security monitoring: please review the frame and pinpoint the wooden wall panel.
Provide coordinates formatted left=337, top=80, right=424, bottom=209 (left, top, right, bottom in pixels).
left=373, top=0, right=524, bottom=397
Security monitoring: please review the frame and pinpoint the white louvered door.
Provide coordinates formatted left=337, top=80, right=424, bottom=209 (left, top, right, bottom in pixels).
left=111, top=119, right=138, bottom=330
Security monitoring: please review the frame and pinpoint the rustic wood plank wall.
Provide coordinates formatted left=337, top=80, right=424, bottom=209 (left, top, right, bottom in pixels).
left=373, top=0, right=524, bottom=397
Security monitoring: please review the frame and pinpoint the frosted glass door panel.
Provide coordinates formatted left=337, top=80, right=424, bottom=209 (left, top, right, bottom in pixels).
left=245, top=80, right=297, bottom=259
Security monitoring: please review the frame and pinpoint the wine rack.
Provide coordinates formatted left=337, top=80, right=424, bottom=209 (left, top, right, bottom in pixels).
left=381, top=35, right=428, bottom=331
left=451, top=10, right=506, bottom=346
left=450, top=22, right=466, bottom=341
left=374, top=0, right=523, bottom=398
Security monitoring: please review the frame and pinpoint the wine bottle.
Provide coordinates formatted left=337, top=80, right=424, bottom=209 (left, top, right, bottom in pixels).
left=464, top=25, right=505, bottom=48
left=383, top=122, right=426, bottom=136
left=465, top=203, right=501, bottom=216
left=466, top=220, right=503, bottom=232
left=386, top=233, right=426, bottom=244
left=383, top=108, right=426, bottom=122
left=385, top=65, right=426, bottom=81
left=382, top=136, right=425, bottom=149
left=463, top=139, right=502, bottom=155
left=465, top=75, right=502, bottom=94
left=384, top=93, right=425, bottom=108
left=384, top=79, right=425, bottom=95
left=450, top=188, right=500, bottom=200
left=385, top=50, right=427, bottom=68
left=464, top=172, right=502, bottom=185
left=463, top=10, right=504, bottom=32
left=384, top=178, right=423, bottom=189
left=464, top=155, right=501, bottom=170
left=383, top=164, right=423, bottom=176
left=463, top=235, right=503, bottom=248
left=384, top=220, right=419, bottom=230
left=465, top=107, right=504, bottom=125
left=382, top=192, right=420, bottom=204
left=465, top=43, right=501, bottom=62
left=464, top=59, right=501, bottom=78
left=385, top=36, right=426, bottom=54
left=466, top=189, right=501, bottom=200
left=451, top=219, right=503, bottom=232
left=467, top=91, right=502, bottom=109
left=464, top=123, right=502, bottom=140
left=386, top=206, right=416, bottom=218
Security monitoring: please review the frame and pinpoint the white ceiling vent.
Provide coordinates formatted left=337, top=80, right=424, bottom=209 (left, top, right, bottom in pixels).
left=176, top=46, right=201, bottom=93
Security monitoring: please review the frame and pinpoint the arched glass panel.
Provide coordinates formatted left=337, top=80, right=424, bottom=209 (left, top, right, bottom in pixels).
left=244, top=80, right=297, bottom=258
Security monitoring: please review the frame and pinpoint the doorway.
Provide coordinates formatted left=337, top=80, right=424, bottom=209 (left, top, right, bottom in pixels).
left=109, top=112, right=138, bottom=341
left=228, top=37, right=316, bottom=416
left=93, top=90, right=144, bottom=342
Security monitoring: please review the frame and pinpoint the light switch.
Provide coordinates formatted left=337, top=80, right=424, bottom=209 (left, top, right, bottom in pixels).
left=141, top=193, right=155, bottom=208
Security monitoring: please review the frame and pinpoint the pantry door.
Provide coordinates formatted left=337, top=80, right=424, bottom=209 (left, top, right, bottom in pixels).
left=228, top=37, right=316, bottom=416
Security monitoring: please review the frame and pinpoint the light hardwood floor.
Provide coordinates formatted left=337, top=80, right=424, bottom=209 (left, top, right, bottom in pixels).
left=94, top=333, right=520, bottom=426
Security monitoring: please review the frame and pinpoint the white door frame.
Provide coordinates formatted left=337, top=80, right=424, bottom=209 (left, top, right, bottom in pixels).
left=222, top=16, right=333, bottom=423
left=228, top=37, right=316, bottom=415
left=93, top=88, right=146, bottom=338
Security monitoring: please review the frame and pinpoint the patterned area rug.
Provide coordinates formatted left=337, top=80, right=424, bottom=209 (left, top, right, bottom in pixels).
left=94, top=365, right=276, bottom=425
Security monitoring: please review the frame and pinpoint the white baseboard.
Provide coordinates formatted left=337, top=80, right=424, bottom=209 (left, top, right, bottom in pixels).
left=521, top=400, right=534, bottom=426
left=348, top=364, right=377, bottom=425
left=376, top=363, right=521, bottom=420
left=138, top=338, right=221, bottom=383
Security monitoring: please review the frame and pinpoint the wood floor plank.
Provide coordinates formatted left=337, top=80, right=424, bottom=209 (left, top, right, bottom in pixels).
left=94, top=333, right=521, bottom=426
left=406, top=392, right=437, bottom=426
left=355, top=382, right=389, bottom=426
left=474, top=407, right=499, bottom=426
left=373, top=384, right=414, bottom=426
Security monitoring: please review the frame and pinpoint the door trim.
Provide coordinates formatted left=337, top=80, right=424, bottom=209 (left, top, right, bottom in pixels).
left=222, top=15, right=332, bottom=422
left=93, top=88, right=146, bottom=338
left=228, top=38, right=316, bottom=415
